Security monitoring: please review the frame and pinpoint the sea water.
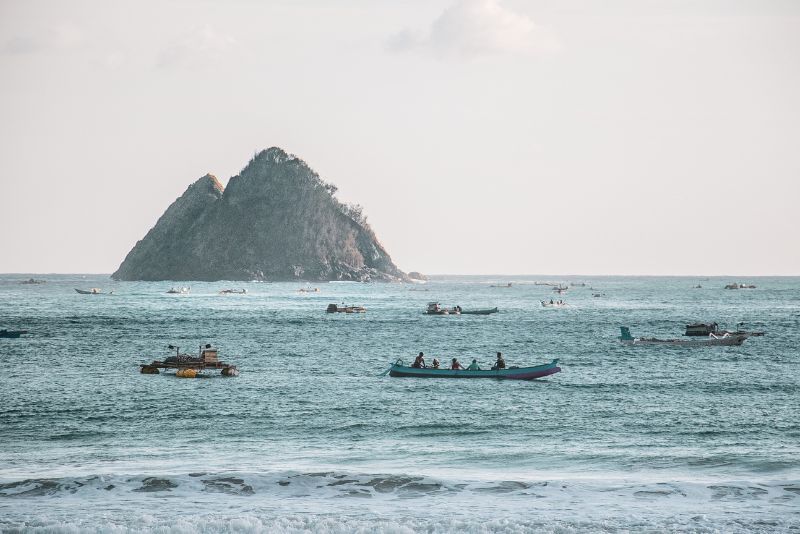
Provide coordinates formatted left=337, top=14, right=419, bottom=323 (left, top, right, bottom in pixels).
left=0, top=275, right=798, bottom=532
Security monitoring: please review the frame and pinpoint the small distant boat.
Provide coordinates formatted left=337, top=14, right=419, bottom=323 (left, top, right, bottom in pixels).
left=490, top=283, right=513, bottom=288
left=724, top=283, right=756, bottom=289
left=219, top=288, right=247, bottom=294
left=694, top=284, right=702, bottom=289
left=19, top=278, right=45, bottom=285
left=0, top=329, right=28, bottom=338
left=298, top=288, right=319, bottom=293
left=460, top=307, right=499, bottom=315
left=541, top=300, right=568, bottom=308
left=425, top=302, right=461, bottom=315
left=619, top=326, right=748, bottom=346
left=552, top=285, right=568, bottom=294
left=570, top=282, right=586, bottom=287
left=166, top=287, right=190, bottom=294
left=326, top=303, right=366, bottom=313
left=388, top=359, right=561, bottom=380
left=75, top=288, right=110, bottom=295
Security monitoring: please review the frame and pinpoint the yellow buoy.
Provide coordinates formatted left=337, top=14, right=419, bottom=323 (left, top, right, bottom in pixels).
left=176, top=368, right=198, bottom=378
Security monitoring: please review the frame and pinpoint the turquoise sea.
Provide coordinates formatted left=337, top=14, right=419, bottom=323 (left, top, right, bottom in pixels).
left=1, top=274, right=798, bottom=532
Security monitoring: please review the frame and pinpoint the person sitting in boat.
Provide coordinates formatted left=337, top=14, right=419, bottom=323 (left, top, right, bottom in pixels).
left=431, top=358, right=440, bottom=369
left=467, top=359, right=481, bottom=371
left=412, top=352, right=426, bottom=368
left=491, top=352, right=506, bottom=370
left=550, top=299, right=554, bottom=304
left=451, top=358, right=464, bottom=370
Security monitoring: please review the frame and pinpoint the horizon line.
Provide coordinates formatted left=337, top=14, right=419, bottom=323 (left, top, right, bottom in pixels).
left=2, top=272, right=799, bottom=278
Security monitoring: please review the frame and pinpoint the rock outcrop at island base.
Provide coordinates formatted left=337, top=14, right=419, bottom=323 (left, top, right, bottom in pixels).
left=112, top=148, right=408, bottom=282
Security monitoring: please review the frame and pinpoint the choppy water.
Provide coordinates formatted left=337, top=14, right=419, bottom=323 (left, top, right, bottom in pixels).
left=1, top=274, right=798, bottom=532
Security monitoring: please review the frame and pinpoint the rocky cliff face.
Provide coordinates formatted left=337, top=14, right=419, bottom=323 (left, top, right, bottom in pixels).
left=112, top=148, right=407, bottom=282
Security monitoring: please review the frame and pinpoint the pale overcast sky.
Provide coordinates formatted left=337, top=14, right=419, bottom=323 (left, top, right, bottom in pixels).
left=1, top=0, right=798, bottom=275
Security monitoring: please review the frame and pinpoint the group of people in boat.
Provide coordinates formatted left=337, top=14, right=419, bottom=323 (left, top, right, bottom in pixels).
left=411, top=351, right=506, bottom=371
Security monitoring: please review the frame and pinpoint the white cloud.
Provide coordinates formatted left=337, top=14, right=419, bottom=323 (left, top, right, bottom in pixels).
left=157, top=25, right=238, bottom=69
left=388, top=0, right=558, bottom=59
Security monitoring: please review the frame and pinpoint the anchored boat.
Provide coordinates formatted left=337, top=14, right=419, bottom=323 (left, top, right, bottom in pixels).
left=388, top=359, right=561, bottom=380
left=619, top=326, right=748, bottom=346
left=425, top=302, right=460, bottom=315
left=75, top=288, right=108, bottom=295
left=140, top=344, right=239, bottom=376
left=326, top=303, right=366, bottom=313
left=166, top=287, right=190, bottom=294
left=460, top=307, right=499, bottom=315
left=0, top=329, right=28, bottom=338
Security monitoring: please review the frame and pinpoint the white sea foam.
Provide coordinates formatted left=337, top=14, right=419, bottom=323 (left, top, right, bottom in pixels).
left=1, top=470, right=797, bottom=532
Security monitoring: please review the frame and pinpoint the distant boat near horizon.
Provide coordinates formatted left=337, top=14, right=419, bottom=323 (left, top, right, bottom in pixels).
left=19, top=278, right=46, bottom=285
left=166, top=287, right=190, bottom=294
left=542, top=300, right=569, bottom=308
left=725, top=282, right=756, bottom=289
left=75, top=288, right=110, bottom=295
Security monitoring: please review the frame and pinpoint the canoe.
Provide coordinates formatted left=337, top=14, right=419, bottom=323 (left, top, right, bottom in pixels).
left=460, top=308, right=499, bottom=315
left=389, top=359, right=561, bottom=380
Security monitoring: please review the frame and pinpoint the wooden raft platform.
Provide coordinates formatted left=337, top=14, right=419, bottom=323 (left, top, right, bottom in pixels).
left=140, top=345, right=239, bottom=376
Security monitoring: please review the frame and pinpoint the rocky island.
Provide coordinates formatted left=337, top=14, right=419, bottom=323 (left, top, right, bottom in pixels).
left=112, top=148, right=408, bottom=282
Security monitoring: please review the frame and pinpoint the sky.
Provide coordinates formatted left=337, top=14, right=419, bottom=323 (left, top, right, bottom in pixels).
left=1, top=0, right=798, bottom=275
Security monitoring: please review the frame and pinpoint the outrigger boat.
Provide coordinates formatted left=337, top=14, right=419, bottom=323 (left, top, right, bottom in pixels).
left=388, top=358, right=561, bottom=380
left=619, top=327, right=748, bottom=346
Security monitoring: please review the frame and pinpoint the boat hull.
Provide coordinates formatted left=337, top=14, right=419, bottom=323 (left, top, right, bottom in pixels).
left=460, top=308, right=499, bottom=315
left=621, top=335, right=747, bottom=346
left=389, top=360, right=560, bottom=380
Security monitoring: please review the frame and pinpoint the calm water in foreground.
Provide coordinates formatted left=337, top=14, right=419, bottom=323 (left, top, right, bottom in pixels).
left=0, top=274, right=798, bottom=532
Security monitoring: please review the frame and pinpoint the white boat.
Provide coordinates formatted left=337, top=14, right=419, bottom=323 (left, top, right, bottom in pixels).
left=75, top=288, right=108, bottom=295
left=166, top=287, right=190, bottom=294
left=541, top=300, right=568, bottom=308
left=618, top=327, right=748, bottom=346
